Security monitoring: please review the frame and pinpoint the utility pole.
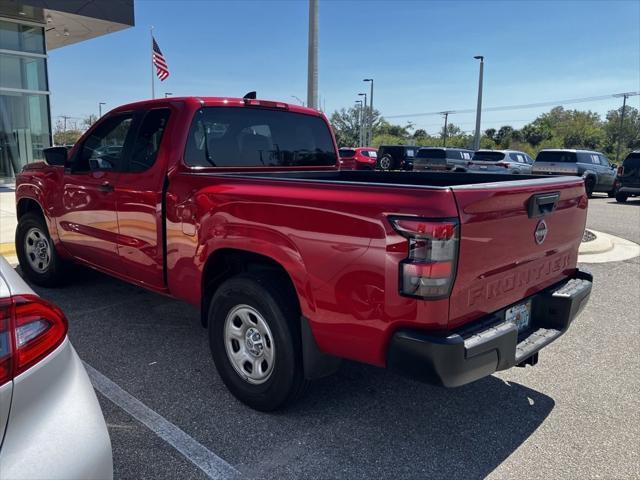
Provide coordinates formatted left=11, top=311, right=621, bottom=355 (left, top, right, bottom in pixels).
left=60, top=115, right=70, bottom=132
left=307, top=0, right=318, bottom=109
left=440, top=111, right=452, bottom=147
left=98, top=102, right=106, bottom=117
left=363, top=78, right=373, bottom=145
left=355, top=100, right=363, bottom=147
left=473, top=55, right=484, bottom=150
left=614, top=92, right=639, bottom=163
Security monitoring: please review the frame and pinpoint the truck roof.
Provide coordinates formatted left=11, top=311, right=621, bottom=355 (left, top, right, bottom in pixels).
left=108, top=96, right=322, bottom=117
left=538, top=148, right=602, bottom=154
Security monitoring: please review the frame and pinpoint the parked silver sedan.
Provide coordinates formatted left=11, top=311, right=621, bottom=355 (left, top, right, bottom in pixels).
left=0, top=256, right=112, bottom=479
left=467, top=149, right=534, bottom=174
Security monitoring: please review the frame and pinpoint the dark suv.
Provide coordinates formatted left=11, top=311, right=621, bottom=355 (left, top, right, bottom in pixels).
left=413, top=147, right=473, bottom=172
left=376, top=145, right=418, bottom=171
left=615, top=151, right=640, bottom=203
left=532, top=149, right=617, bottom=197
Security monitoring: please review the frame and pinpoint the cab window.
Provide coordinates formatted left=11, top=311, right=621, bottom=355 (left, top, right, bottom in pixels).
left=75, top=113, right=134, bottom=172
left=129, top=109, right=171, bottom=173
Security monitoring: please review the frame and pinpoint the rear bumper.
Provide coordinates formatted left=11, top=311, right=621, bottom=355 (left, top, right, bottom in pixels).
left=619, top=186, right=640, bottom=194
left=387, top=269, right=592, bottom=387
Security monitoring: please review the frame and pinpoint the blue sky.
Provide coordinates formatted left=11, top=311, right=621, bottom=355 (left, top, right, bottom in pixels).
left=48, top=0, right=640, bottom=134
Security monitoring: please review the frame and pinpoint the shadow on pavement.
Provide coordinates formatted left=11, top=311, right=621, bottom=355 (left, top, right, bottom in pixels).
left=27, top=265, right=555, bottom=480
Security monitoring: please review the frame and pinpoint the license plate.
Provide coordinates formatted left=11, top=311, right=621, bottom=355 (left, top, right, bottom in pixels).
left=506, top=300, right=532, bottom=332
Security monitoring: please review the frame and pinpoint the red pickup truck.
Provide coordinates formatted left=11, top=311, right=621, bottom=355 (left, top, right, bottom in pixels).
left=15, top=97, right=592, bottom=411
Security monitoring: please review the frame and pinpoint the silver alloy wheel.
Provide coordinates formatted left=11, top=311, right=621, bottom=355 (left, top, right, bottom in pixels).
left=24, top=227, right=52, bottom=273
left=379, top=156, right=391, bottom=170
left=223, top=304, right=275, bottom=385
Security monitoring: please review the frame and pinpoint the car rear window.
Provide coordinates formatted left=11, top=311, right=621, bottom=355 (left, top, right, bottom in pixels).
left=473, top=151, right=505, bottom=161
left=623, top=152, right=640, bottom=168
left=416, top=149, right=445, bottom=159
left=339, top=148, right=356, bottom=158
left=535, top=151, right=577, bottom=163
left=184, top=107, right=337, bottom=167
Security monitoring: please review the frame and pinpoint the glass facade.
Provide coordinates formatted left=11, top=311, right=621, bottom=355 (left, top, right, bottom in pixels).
left=0, top=18, right=50, bottom=181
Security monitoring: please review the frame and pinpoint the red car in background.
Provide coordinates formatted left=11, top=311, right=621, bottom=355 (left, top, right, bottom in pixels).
left=338, top=147, right=378, bottom=170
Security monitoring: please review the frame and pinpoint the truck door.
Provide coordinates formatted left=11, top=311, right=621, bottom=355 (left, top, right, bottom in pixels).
left=58, top=112, right=135, bottom=269
left=113, top=108, right=171, bottom=289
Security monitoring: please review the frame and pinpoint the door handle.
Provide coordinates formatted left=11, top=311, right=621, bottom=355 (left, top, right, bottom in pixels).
left=98, top=181, right=114, bottom=193
left=528, top=192, right=560, bottom=218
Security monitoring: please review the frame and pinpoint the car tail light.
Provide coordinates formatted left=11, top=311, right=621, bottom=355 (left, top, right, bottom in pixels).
left=617, top=166, right=624, bottom=176
left=390, top=217, right=459, bottom=299
left=496, top=162, right=510, bottom=168
left=0, top=295, right=67, bottom=386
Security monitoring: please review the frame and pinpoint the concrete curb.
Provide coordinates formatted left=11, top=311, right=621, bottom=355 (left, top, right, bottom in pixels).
left=578, top=229, right=640, bottom=264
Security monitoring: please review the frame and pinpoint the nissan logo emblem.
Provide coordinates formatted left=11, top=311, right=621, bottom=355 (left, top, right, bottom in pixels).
left=535, top=219, right=548, bottom=245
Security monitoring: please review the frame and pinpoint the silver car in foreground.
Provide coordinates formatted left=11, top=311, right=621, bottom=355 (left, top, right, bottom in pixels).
left=0, top=256, right=112, bottom=479
left=467, top=149, right=534, bottom=174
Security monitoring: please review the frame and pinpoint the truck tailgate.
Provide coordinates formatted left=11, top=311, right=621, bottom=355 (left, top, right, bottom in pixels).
left=448, top=176, right=588, bottom=329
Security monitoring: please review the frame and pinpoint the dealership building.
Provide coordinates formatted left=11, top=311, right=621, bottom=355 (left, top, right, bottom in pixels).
left=0, top=0, right=134, bottom=181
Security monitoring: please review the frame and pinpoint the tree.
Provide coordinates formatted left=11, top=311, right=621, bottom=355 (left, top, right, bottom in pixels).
left=413, top=129, right=428, bottom=139
left=330, top=106, right=381, bottom=147
left=53, top=119, right=82, bottom=146
left=603, top=106, right=640, bottom=160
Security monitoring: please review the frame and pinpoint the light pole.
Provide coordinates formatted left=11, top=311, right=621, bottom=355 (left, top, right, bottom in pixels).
left=355, top=100, right=363, bottom=147
left=164, top=92, right=173, bottom=98
left=98, top=102, right=106, bottom=117
left=307, top=0, right=318, bottom=109
left=473, top=55, right=484, bottom=150
left=363, top=78, right=373, bottom=145
left=358, top=92, right=367, bottom=145
left=291, top=95, right=305, bottom=106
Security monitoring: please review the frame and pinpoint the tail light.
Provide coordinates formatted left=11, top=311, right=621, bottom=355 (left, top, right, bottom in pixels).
left=496, top=162, right=510, bottom=168
left=617, top=166, right=624, bottom=176
left=390, top=217, right=459, bottom=299
left=0, top=295, right=68, bottom=386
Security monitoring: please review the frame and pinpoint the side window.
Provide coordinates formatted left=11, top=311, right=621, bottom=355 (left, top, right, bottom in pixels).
left=590, top=154, right=601, bottom=165
left=510, top=153, right=525, bottom=163
left=129, top=109, right=171, bottom=173
left=76, top=114, right=134, bottom=172
left=598, top=155, right=610, bottom=167
left=461, top=151, right=472, bottom=160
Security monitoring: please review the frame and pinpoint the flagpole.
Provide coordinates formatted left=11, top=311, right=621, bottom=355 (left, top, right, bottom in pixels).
left=150, top=26, right=155, bottom=99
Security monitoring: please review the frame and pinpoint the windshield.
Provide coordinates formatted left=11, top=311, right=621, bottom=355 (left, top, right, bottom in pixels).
left=473, top=151, right=505, bottom=161
left=536, top=151, right=577, bottom=163
left=623, top=152, right=640, bottom=169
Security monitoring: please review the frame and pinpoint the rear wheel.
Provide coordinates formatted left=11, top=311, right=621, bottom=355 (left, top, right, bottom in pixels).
left=16, top=212, right=67, bottom=287
left=377, top=154, right=393, bottom=171
left=615, top=192, right=628, bottom=203
left=208, top=273, right=308, bottom=411
left=584, top=177, right=595, bottom=198
left=607, top=186, right=617, bottom=198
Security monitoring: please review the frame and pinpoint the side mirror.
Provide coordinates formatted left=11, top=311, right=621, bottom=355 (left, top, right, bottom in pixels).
left=43, top=146, right=68, bottom=166
left=611, top=163, right=617, bottom=169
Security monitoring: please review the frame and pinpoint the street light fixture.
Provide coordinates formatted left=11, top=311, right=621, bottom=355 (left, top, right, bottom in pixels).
left=98, top=102, right=106, bottom=117
left=473, top=55, right=484, bottom=150
left=363, top=78, right=373, bottom=145
left=164, top=92, right=173, bottom=98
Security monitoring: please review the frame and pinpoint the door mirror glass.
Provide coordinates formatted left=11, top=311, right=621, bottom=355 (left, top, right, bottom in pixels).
left=43, top=146, right=68, bottom=166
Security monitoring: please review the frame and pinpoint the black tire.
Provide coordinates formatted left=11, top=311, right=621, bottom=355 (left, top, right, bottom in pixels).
left=377, top=154, right=394, bottom=171
left=584, top=177, right=595, bottom=198
left=615, top=192, right=628, bottom=203
left=15, top=211, right=68, bottom=287
left=607, top=188, right=616, bottom=198
left=208, top=273, right=308, bottom=411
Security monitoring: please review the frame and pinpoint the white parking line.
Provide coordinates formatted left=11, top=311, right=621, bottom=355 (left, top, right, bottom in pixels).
left=84, top=363, right=241, bottom=479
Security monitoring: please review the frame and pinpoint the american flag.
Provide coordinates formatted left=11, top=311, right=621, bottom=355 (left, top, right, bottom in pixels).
left=152, top=37, right=169, bottom=81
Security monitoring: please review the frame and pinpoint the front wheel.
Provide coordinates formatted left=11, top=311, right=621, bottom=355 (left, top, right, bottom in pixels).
left=208, top=273, right=308, bottom=411
left=16, top=212, right=68, bottom=287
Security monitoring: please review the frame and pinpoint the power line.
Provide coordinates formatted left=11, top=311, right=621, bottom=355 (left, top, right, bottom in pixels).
left=386, top=91, right=640, bottom=119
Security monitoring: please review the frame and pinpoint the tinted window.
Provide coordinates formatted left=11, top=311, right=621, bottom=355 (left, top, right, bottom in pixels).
left=623, top=152, right=640, bottom=168
left=416, top=149, right=445, bottom=159
left=536, top=151, right=577, bottom=163
left=510, top=153, right=525, bottom=163
left=339, top=148, right=356, bottom=158
left=184, top=107, right=336, bottom=167
left=473, top=151, right=505, bottom=161
left=129, top=109, right=171, bottom=172
left=76, top=113, right=134, bottom=172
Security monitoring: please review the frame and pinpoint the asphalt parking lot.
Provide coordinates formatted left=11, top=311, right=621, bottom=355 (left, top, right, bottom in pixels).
left=25, top=194, right=640, bottom=480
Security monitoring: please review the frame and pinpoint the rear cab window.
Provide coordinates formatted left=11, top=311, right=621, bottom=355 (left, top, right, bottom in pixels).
left=339, top=148, right=356, bottom=158
left=184, top=107, right=337, bottom=168
left=623, top=152, right=640, bottom=168
left=473, top=151, right=505, bottom=161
